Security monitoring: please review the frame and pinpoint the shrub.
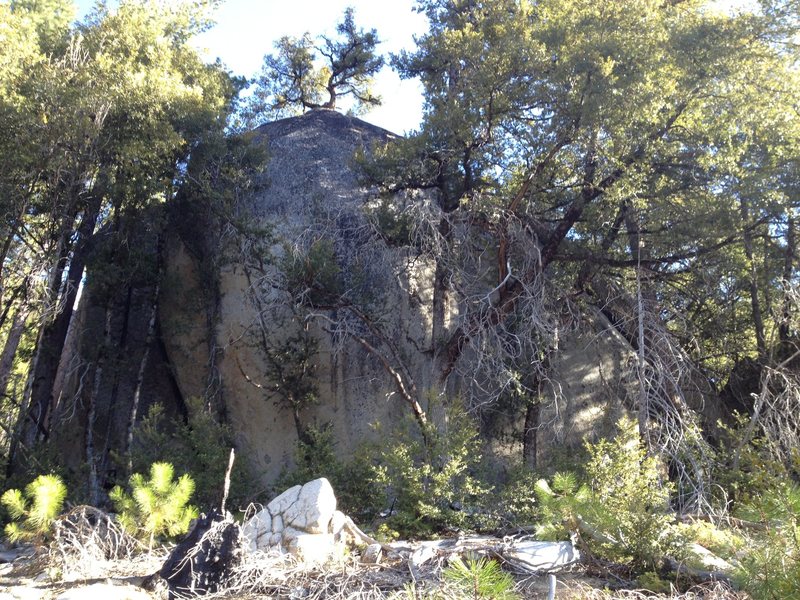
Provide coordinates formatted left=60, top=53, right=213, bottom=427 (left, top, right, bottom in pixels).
left=371, top=401, right=494, bottom=537
left=493, top=466, right=540, bottom=528
left=128, top=400, right=253, bottom=510
left=712, top=412, right=793, bottom=509
left=535, top=417, right=683, bottom=570
left=110, top=462, right=198, bottom=547
left=274, top=423, right=380, bottom=519
left=533, top=471, right=591, bottom=541
left=734, top=482, right=800, bottom=599
left=1, top=474, right=66, bottom=543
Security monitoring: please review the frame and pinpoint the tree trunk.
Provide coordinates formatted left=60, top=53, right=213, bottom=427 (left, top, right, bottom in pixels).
left=22, top=196, right=101, bottom=447
left=780, top=213, right=796, bottom=350
left=124, top=284, right=160, bottom=475
left=739, top=197, right=767, bottom=360
left=431, top=219, right=451, bottom=354
left=0, top=304, right=30, bottom=402
left=522, top=400, right=540, bottom=469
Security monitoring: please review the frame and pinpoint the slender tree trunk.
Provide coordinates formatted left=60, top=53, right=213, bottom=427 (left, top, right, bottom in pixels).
left=780, top=214, right=796, bottom=349
left=739, top=197, right=767, bottom=360
left=86, top=361, right=102, bottom=506
left=624, top=201, right=651, bottom=444
left=23, top=196, right=101, bottom=446
left=0, top=200, right=30, bottom=303
left=125, top=283, right=160, bottom=474
left=0, top=304, right=30, bottom=402
left=431, top=219, right=451, bottom=352
left=522, top=400, right=540, bottom=469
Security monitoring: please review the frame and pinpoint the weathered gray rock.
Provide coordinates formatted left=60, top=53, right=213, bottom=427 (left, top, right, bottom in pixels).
left=287, top=533, right=337, bottom=564
left=505, top=540, right=579, bottom=571
left=282, top=478, right=337, bottom=534
left=267, top=485, right=302, bottom=516
left=243, top=477, right=340, bottom=563
left=362, top=543, right=382, bottom=564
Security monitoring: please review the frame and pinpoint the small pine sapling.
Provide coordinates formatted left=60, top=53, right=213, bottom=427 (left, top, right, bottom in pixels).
left=1, top=474, right=67, bottom=543
left=110, top=462, right=198, bottom=548
left=442, top=555, right=519, bottom=600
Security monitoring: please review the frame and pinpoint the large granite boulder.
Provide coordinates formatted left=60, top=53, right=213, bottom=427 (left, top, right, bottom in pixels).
left=242, top=478, right=348, bottom=564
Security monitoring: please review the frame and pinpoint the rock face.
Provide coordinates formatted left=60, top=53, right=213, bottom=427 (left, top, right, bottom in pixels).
left=161, top=109, right=443, bottom=485
left=242, top=477, right=346, bottom=563
left=51, top=108, right=654, bottom=491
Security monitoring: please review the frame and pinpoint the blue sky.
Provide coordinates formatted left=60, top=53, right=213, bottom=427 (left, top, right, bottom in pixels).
left=73, top=0, right=754, bottom=135
left=74, top=0, right=428, bottom=134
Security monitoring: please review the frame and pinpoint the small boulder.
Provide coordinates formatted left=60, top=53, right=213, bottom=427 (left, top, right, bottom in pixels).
left=242, top=477, right=338, bottom=557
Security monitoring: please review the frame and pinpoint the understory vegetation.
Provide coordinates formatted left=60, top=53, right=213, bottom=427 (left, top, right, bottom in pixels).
left=1, top=0, right=800, bottom=598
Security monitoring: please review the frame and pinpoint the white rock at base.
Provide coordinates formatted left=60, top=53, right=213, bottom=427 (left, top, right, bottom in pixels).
left=242, top=478, right=339, bottom=561
left=241, top=508, right=272, bottom=552
left=690, top=543, right=734, bottom=572
left=56, top=583, right=153, bottom=600
left=288, top=533, right=337, bottom=564
left=505, top=540, right=579, bottom=571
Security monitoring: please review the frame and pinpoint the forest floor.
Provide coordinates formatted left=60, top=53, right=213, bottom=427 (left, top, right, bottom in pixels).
left=0, top=542, right=747, bottom=600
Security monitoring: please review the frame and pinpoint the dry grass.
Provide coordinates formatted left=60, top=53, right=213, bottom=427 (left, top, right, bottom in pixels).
left=559, top=581, right=747, bottom=600
left=4, top=512, right=748, bottom=600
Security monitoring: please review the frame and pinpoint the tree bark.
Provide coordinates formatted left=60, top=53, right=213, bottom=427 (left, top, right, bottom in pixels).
left=0, top=304, right=30, bottom=403
left=22, top=195, right=101, bottom=447
left=739, top=197, right=767, bottom=360
left=124, top=282, right=160, bottom=475
left=522, top=400, right=540, bottom=469
left=780, top=213, right=796, bottom=349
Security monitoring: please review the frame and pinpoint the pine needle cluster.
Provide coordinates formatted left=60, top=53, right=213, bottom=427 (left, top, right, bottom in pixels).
left=1, top=474, right=67, bottom=542
left=442, top=555, right=519, bottom=600
left=110, top=462, right=198, bottom=548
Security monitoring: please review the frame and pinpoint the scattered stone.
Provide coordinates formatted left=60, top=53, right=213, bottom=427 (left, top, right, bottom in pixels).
left=689, top=543, right=734, bottom=572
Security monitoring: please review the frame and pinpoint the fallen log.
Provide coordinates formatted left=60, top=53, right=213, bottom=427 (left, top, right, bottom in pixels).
left=662, top=557, right=735, bottom=588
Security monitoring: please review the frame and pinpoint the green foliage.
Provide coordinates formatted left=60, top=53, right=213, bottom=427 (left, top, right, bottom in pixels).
left=442, top=555, right=519, bottom=600
left=734, top=483, right=800, bottom=599
left=369, top=196, right=414, bottom=247
left=128, top=401, right=253, bottom=510
left=274, top=424, right=380, bottom=519
left=493, top=466, right=539, bottom=528
left=713, top=412, right=795, bottom=508
left=9, top=0, right=74, bottom=54
left=533, top=471, right=591, bottom=541
left=283, top=238, right=343, bottom=306
left=636, top=572, right=671, bottom=595
left=248, top=7, right=383, bottom=120
left=535, top=418, right=683, bottom=570
left=371, top=402, right=494, bottom=537
left=110, top=462, right=198, bottom=546
left=1, top=474, right=66, bottom=543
